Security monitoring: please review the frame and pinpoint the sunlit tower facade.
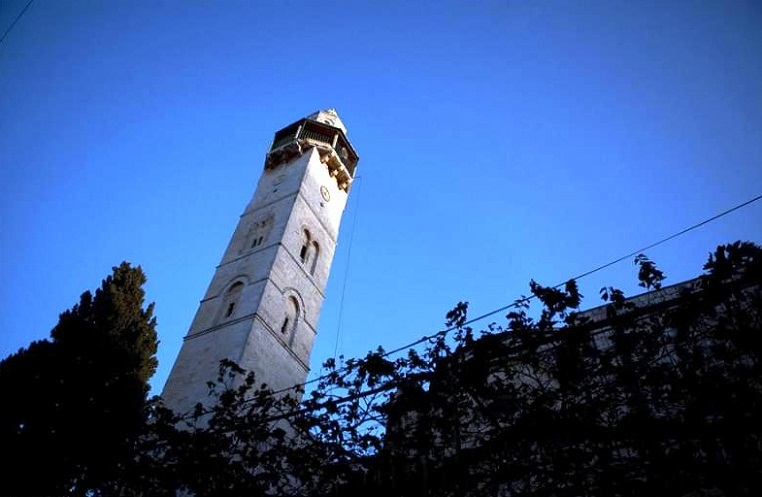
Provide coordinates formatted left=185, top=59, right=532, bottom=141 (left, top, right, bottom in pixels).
left=162, top=110, right=358, bottom=415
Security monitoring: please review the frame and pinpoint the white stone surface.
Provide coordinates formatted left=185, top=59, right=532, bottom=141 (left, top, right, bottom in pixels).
left=162, top=112, right=354, bottom=417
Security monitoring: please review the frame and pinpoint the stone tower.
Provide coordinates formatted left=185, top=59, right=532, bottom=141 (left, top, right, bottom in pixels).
left=162, top=110, right=358, bottom=416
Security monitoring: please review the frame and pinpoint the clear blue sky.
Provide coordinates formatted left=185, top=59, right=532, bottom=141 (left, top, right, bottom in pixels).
left=2, top=1, right=761, bottom=394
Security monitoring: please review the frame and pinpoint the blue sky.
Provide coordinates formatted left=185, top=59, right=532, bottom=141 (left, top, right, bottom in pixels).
left=1, top=1, right=761, bottom=394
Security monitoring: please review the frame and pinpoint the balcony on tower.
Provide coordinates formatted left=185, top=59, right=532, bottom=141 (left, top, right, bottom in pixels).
left=265, top=110, right=359, bottom=192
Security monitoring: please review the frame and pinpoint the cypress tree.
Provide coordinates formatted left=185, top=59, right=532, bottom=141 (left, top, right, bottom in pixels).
left=0, top=262, right=158, bottom=496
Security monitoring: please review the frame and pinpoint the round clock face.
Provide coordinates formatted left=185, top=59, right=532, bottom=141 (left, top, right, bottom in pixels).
left=320, top=185, right=331, bottom=202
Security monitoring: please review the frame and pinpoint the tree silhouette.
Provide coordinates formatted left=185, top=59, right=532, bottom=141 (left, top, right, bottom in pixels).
left=136, top=241, right=760, bottom=496
left=3, top=243, right=760, bottom=497
left=0, top=262, right=158, bottom=496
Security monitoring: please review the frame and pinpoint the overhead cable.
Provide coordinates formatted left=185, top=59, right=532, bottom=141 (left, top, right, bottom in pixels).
left=276, top=191, right=762, bottom=397
left=0, top=0, right=34, bottom=47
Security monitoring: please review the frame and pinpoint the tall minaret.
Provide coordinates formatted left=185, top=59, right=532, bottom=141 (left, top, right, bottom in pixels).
left=162, top=110, right=358, bottom=415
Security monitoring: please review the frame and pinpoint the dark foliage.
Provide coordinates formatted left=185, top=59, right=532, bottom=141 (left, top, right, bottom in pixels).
left=3, top=243, right=761, bottom=497
left=101, top=241, right=759, bottom=497
left=0, top=262, right=158, bottom=496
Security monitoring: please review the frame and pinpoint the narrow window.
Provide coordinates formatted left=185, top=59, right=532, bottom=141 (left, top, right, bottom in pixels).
left=244, top=214, right=274, bottom=253
left=310, top=241, right=320, bottom=275
left=299, top=244, right=309, bottom=263
left=281, top=296, right=299, bottom=339
left=225, top=302, right=236, bottom=318
left=251, top=235, right=265, bottom=249
left=300, top=229, right=311, bottom=264
left=220, top=281, right=244, bottom=322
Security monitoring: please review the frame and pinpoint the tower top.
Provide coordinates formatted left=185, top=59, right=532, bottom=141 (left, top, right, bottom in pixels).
left=266, top=109, right=358, bottom=192
left=306, top=109, right=348, bottom=135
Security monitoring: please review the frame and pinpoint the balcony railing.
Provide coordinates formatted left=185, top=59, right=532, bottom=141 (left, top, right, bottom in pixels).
left=300, top=126, right=333, bottom=146
left=268, top=118, right=358, bottom=179
left=270, top=123, right=300, bottom=151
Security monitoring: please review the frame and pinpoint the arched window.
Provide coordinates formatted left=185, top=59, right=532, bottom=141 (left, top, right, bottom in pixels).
left=243, top=214, right=274, bottom=253
left=299, top=229, right=311, bottom=264
left=297, top=229, right=320, bottom=276
left=281, top=296, right=299, bottom=338
left=224, top=301, right=236, bottom=318
left=220, top=281, right=244, bottom=322
left=310, top=241, right=320, bottom=275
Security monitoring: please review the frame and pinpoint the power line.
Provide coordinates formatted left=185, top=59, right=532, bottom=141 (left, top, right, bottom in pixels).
left=0, top=0, right=34, bottom=47
left=333, top=176, right=363, bottom=362
left=179, top=191, right=761, bottom=421
left=570, top=192, right=762, bottom=282
left=271, top=191, right=762, bottom=398
left=395, top=191, right=762, bottom=356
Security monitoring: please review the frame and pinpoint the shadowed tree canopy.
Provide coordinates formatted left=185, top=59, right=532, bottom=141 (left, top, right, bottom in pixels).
left=102, top=241, right=761, bottom=497
left=1, top=244, right=760, bottom=496
left=0, top=262, right=158, bottom=497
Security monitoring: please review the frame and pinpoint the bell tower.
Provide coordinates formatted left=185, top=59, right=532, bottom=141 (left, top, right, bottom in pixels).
left=162, top=110, right=359, bottom=415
